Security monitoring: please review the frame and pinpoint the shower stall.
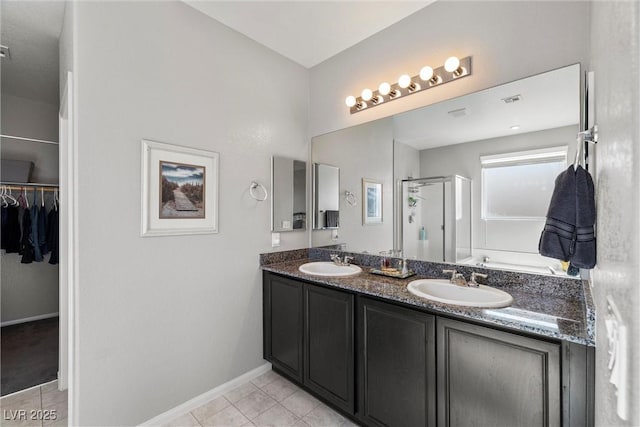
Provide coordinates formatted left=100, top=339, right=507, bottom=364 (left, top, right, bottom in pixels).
left=400, top=175, right=472, bottom=263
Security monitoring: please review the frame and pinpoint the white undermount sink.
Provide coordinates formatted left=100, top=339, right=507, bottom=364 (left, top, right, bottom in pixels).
left=298, top=262, right=362, bottom=277
left=407, top=279, right=513, bottom=308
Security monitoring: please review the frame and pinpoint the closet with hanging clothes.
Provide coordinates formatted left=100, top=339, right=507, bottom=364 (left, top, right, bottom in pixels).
left=1, top=0, right=63, bottom=397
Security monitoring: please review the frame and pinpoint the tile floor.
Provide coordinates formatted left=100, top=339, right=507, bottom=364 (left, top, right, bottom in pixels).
left=163, top=370, right=358, bottom=427
left=0, top=380, right=67, bottom=427
left=0, top=370, right=355, bottom=427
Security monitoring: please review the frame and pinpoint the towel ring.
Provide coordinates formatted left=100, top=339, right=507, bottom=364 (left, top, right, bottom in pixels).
left=250, top=181, right=268, bottom=202
left=344, top=191, right=357, bottom=207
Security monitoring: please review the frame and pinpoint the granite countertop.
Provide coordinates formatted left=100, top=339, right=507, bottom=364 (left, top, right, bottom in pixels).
left=262, top=257, right=595, bottom=346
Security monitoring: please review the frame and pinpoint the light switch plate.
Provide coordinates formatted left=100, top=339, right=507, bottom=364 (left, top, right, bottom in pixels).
left=606, top=295, right=628, bottom=420
left=271, top=232, right=281, bottom=247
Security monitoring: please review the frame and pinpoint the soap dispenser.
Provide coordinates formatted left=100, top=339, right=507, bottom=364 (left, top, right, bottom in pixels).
left=419, top=226, right=427, bottom=241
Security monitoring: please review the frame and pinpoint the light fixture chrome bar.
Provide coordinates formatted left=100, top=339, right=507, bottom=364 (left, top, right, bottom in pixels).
left=349, top=56, right=472, bottom=114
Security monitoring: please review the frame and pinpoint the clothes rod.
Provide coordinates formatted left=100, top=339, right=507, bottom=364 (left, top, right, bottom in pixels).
left=1, top=134, right=59, bottom=145
left=1, top=182, right=59, bottom=189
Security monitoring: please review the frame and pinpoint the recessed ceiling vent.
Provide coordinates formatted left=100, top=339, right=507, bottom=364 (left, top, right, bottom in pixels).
left=0, top=45, right=10, bottom=60
left=501, top=94, right=522, bottom=104
left=447, top=108, right=467, bottom=118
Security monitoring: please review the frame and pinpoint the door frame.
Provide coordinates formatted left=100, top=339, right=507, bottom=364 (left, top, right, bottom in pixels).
left=59, top=70, right=79, bottom=423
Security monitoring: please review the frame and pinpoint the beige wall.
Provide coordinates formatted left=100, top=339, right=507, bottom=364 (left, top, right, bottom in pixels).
left=590, top=1, right=640, bottom=425
left=72, top=2, right=308, bottom=424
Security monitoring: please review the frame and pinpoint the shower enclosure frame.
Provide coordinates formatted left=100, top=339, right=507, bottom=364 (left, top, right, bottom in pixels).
left=395, top=175, right=472, bottom=263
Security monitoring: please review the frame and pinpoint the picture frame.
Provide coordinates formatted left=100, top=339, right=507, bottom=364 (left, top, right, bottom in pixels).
left=362, top=178, right=383, bottom=225
left=141, top=139, right=219, bottom=236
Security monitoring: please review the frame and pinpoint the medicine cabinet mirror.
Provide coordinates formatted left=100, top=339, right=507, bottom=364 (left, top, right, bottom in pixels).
left=271, top=157, right=306, bottom=232
left=312, top=163, right=340, bottom=230
left=311, top=64, right=581, bottom=277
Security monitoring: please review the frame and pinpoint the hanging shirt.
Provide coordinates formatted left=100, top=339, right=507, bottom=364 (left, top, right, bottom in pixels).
left=38, top=204, right=49, bottom=255
left=1, top=206, right=21, bottom=253
left=20, top=208, right=35, bottom=264
left=30, top=205, right=43, bottom=262
left=47, top=207, right=59, bottom=265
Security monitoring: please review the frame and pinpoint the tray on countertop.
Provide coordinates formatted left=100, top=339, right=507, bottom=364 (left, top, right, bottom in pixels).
left=370, top=268, right=416, bottom=279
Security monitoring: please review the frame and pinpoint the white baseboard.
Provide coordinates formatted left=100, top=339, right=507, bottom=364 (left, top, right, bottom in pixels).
left=140, top=362, right=272, bottom=426
left=1, top=312, right=59, bottom=327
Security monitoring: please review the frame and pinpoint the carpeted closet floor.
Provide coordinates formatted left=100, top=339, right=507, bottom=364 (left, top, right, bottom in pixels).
left=1, top=317, right=59, bottom=396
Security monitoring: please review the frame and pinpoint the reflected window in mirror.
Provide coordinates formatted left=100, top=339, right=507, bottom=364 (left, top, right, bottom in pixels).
left=271, top=157, right=306, bottom=232
left=481, top=146, right=568, bottom=220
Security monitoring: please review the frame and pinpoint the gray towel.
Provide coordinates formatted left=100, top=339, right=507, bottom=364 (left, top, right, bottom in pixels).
left=539, top=165, right=596, bottom=269
left=325, top=210, right=339, bottom=228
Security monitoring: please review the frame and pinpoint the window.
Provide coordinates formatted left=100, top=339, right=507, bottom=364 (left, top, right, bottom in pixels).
left=481, top=146, right=567, bottom=220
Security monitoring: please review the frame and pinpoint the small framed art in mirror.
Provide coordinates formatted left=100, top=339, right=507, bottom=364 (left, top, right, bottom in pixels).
left=363, top=178, right=383, bottom=225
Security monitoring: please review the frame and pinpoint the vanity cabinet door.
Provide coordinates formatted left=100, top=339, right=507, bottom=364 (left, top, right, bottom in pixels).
left=304, top=284, right=355, bottom=414
left=263, top=272, right=304, bottom=382
left=358, top=297, right=436, bottom=427
left=437, top=317, right=561, bottom=427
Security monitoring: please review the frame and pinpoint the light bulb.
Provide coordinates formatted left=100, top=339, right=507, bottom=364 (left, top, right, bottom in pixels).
left=398, top=74, right=412, bottom=89
left=419, top=66, right=434, bottom=81
left=361, top=88, right=373, bottom=101
left=445, top=56, right=461, bottom=73
left=378, top=82, right=391, bottom=96
left=345, top=96, right=356, bottom=107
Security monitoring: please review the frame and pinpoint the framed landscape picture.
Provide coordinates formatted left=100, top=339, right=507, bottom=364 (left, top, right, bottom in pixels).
left=141, top=139, right=219, bottom=236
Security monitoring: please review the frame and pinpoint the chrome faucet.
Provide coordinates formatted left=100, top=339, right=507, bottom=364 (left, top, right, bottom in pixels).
left=443, top=270, right=489, bottom=287
left=469, top=272, right=488, bottom=287
left=330, top=254, right=354, bottom=266
left=443, top=269, right=468, bottom=286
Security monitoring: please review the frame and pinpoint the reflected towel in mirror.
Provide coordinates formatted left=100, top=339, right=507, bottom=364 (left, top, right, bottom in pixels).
left=325, top=210, right=339, bottom=228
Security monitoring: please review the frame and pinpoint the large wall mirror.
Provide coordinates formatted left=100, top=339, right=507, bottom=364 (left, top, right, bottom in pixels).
left=272, top=157, right=306, bottom=232
left=311, top=64, right=581, bottom=276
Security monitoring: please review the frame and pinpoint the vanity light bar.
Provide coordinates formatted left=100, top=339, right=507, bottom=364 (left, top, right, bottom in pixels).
left=345, top=56, right=472, bottom=114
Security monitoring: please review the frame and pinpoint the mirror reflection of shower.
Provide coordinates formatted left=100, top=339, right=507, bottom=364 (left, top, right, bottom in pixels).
left=401, top=176, right=472, bottom=263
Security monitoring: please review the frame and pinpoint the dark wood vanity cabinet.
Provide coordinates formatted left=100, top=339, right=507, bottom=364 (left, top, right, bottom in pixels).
left=263, top=273, right=304, bottom=381
left=437, top=317, right=561, bottom=427
left=263, top=272, right=593, bottom=427
left=305, top=284, right=355, bottom=413
left=358, top=297, right=436, bottom=427
left=263, top=272, right=355, bottom=413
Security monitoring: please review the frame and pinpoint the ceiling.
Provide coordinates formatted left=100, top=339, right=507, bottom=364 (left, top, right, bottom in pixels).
left=184, top=1, right=432, bottom=68
left=0, top=1, right=431, bottom=105
left=393, top=64, right=581, bottom=150
left=1, top=0, right=65, bottom=105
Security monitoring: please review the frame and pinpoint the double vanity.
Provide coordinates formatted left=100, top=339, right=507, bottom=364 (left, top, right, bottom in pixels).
left=264, top=62, right=595, bottom=426
left=261, top=248, right=594, bottom=427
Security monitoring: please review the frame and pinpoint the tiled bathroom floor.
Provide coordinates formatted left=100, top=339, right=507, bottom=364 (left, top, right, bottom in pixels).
left=163, top=370, right=358, bottom=427
left=0, top=380, right=67, bottom=427
left=0, top=371, right=355, bottom=427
